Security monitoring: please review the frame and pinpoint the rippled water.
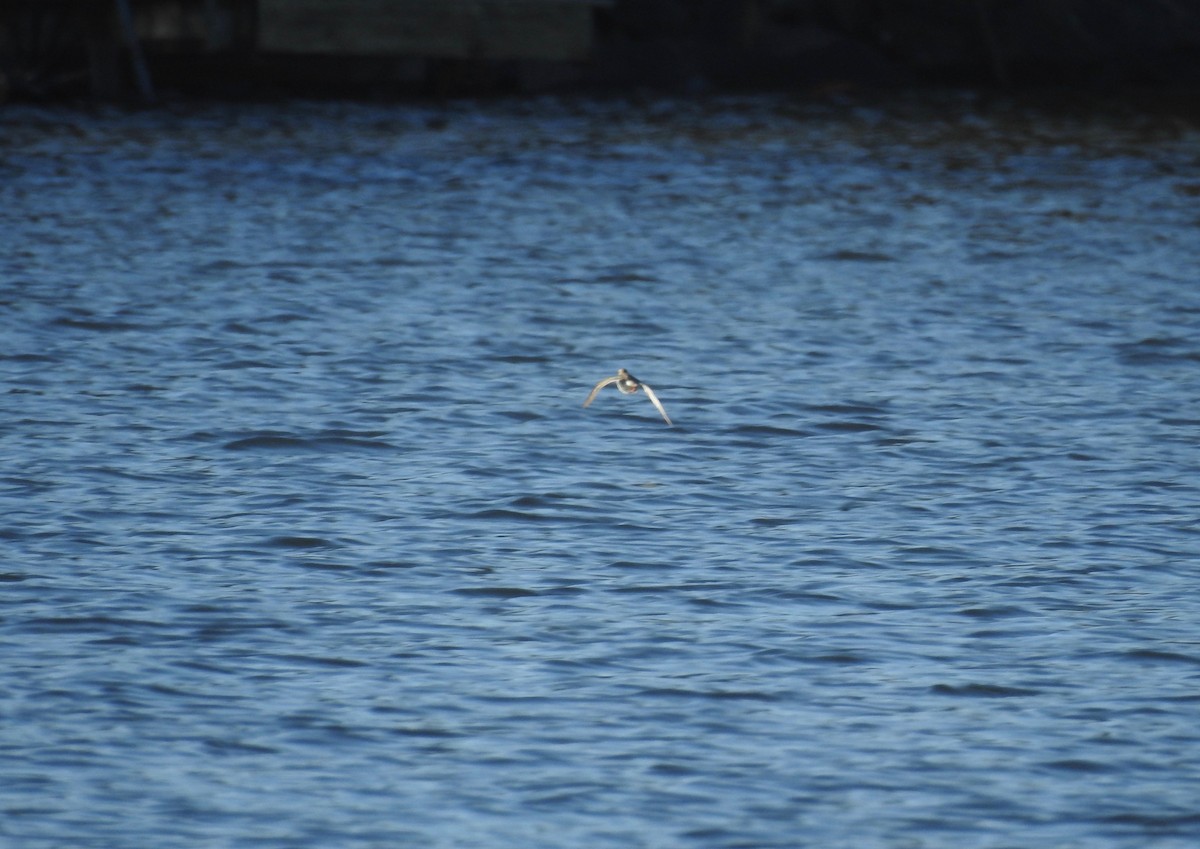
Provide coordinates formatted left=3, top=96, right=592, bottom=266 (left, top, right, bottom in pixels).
left=3, top=94, right=1200, bottom=848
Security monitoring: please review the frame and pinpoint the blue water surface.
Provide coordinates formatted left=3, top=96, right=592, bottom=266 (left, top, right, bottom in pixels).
left=2, top=94, right=1200, bottom=848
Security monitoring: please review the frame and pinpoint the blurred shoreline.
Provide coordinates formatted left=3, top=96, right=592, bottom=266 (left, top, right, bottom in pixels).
left=2, top=1, right=1199, bottom=106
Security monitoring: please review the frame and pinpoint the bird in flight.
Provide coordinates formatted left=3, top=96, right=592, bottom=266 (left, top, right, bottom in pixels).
left=583, top=368, right=673, bottom=426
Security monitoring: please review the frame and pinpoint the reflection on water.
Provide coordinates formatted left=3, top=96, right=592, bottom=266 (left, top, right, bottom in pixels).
left=2, top=94, right=1200, bottom=849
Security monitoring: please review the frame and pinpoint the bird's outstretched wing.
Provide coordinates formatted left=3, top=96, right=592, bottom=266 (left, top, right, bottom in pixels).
left=640, top=383, right=673, bottom=426
left=583, top=375, right=619, bottom=408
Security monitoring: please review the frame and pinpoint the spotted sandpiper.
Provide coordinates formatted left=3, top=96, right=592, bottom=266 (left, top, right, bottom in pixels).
left=583, top=368, right=672, bottom=426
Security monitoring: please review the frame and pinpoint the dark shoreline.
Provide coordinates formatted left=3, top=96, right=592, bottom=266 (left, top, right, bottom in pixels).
left=3, top=0, right=1200, bottom=107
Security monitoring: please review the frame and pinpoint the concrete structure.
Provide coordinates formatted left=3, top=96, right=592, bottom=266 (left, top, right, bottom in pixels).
left=258, top=0, right=603, bottom=62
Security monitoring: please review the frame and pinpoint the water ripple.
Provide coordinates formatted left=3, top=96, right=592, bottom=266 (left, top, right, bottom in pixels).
left=3, top=95, right=1199, bottom=849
